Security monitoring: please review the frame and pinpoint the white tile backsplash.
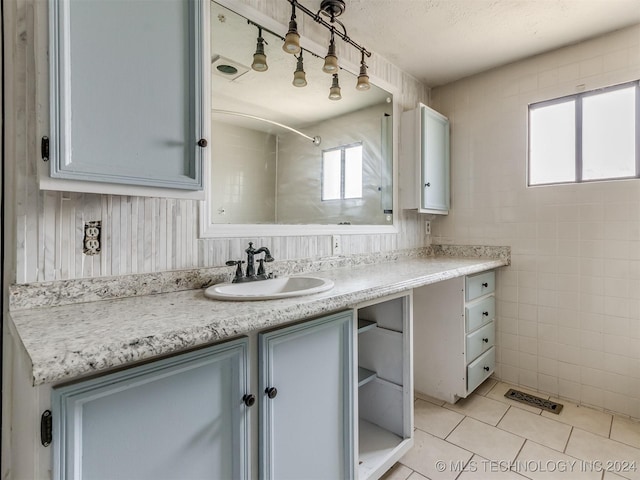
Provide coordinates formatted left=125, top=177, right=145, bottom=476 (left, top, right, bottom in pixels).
left=432, top=24, right=640, bottom=419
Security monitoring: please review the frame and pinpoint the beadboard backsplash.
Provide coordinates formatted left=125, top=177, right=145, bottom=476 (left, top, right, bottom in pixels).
left=9, top=0, right=429, bottom=284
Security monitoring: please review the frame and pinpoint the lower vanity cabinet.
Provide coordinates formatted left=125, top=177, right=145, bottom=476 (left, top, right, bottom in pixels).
left=356, top=293, right=414, bottom=480
left=258, top=311, right=355, bottom=480
left=413, top=270, right=496, bottom=404
left=49, top=311, right=356, bottom=480
left=51, top=337, right=251, bottom=480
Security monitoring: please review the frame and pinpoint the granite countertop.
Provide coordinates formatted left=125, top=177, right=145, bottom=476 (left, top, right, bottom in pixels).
left=10, top=255, right=507, bottom=387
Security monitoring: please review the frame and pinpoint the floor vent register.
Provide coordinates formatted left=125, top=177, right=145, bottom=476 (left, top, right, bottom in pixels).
left=504, top=388, right=564, bottom=414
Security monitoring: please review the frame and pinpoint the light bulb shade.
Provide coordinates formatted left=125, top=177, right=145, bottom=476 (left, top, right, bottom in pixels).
left=356, top=73, right=370, bottom=90
left=251, top=38, right=268, bottom=72
left=282, top=18, right=301, bottom=54
left=292, top=55, right=307, bottom=87
left=293, top=69, right=307, bottom=87
left=323, top=54, right=338, bottom=74
left=356, top=55, right=370, bottom=90
left=252, top=53, right=268, bottom=72
left=322, top=40, right=338, bottom=73
left=328, top=73, right=341, bottom=100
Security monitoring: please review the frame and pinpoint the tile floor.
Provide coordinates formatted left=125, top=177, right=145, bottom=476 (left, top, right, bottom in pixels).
left=382, top=380, right=640, bottom=480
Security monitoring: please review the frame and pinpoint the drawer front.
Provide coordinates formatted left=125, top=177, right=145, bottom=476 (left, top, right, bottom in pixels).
left=465, top=271, right=495, bottom=301
left=467, top=347, right=495, bottom=393
left=466, top=321, right=495, bottom=364
left=465, top=296, right=495, bottom=333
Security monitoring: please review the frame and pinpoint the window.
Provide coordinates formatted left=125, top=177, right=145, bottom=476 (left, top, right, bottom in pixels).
left=322, top=144, right=363, bottom=200
left=528, top=81, right=639, bottom=186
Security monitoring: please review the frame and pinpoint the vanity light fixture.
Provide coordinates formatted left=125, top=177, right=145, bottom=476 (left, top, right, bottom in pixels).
left=282, top=3, right=301, bottom=54
left=356, top=51, right=370, bottom=91
left=282, top=0, right=371, bottom=92
left=328, top=73, right=341, bottom=100
left=292, top=52, right=307, bottom=87
left=251, top=27, right=268, bottom=72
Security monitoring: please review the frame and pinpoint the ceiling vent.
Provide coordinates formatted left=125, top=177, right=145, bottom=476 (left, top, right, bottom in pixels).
left=211, top=54, right=250, bottom=81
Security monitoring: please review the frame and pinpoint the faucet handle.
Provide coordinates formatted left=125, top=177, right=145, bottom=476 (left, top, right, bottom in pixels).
left=225, top=260, right=244, bottom=267
left=225, top=260, right=245, bottom=282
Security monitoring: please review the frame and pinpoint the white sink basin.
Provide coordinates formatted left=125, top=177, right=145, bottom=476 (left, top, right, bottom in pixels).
left=204, top=276, right=334, bottom=301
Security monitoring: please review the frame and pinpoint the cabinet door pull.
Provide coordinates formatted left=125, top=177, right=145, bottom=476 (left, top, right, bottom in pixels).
left=424, top=182, right=431, bottom=187
left=483, top=366, right=490, bottom=372
left=41, top=410, right=53, bottom=447
left=243, top=394, right=256, bottom=407
left=482, top=282, right=489, bottom=287
left=41, top=136, right=50, bottom=162
left=482, top=338, right=489, bottom=343
left=482, top=311, right=489, bottom=316
left=265, top=387, right=278, bottom=399
left=197, top=138, right=208, bottom=148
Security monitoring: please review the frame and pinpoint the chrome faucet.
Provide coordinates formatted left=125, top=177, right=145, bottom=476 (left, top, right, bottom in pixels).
left=226, top=242, right=274, bottom=283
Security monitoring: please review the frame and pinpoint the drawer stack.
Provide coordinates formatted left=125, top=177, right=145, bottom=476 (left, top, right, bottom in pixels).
left=464, top=271, right=496, bottom=393
left=413, top=270, right=497, bottom=404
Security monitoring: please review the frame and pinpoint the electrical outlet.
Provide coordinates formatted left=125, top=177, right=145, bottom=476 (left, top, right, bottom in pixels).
left=84, top=221, right=101, bottom=255
left=425, top=221, right=431, bottom=236
left=332, top=235, right=342, bottom=255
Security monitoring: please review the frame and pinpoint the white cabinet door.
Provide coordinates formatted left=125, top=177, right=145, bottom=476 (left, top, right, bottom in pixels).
left=421, top=106, right=450, bottom=212
left=51, top=338, right=249, bottom=480
left=48, top=0, right=207, bottom=191
left=400, top=103, right=450, bottom=214
left=259, top=311, right=355, bottom=480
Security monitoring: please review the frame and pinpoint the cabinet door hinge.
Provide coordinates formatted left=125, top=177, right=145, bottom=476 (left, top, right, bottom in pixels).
left=40, top=410, right=52, bottom=447
left=41, top=136, right=50, bottom=162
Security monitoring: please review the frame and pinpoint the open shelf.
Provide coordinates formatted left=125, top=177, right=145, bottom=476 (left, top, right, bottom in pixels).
left=358, top=367, right=377, bottom=387
left=358, top=327, right=403, bottom=386
left=356, top=293, right=412, bottom=480
left=358, top=318, right=377, bottom=333
left=358, top=419, right=405, bottom=480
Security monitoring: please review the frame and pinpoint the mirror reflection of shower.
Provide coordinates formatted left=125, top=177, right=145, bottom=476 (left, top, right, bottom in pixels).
left=209, top=1, right=394, bottom=227
left=211, top=109, right=321, bottom=146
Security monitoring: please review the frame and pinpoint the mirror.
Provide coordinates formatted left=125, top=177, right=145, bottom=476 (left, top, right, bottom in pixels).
left=205, top=1, right=396, bottom=235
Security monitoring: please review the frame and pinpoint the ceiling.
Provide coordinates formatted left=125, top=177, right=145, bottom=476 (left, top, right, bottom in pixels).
left=300, top=0, right=640, bottom=87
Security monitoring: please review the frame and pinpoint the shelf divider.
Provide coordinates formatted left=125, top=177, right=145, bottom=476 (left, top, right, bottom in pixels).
left=358, top=367, right=377, bottom=387
left=358, top=318, right=377, bottom=334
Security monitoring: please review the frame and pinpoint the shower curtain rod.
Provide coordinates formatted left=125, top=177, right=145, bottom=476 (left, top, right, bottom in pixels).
left=211, top=109, right=321, bottom=146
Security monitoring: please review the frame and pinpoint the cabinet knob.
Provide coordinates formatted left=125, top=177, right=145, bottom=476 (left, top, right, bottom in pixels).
left=482, top=338, right=489, bottom=343
left=484, top=366, right=490, bottom=372
left=197, top=138, right=208, bottom=148
left=482, top=282, right=489, bottom=288
left=482, top=311, right=489, bottom=316
left=265, top=387, right=278, bottom=399
left=243, top=394, right=256, bottom=407
left=424, top=182, right=431, bottom=187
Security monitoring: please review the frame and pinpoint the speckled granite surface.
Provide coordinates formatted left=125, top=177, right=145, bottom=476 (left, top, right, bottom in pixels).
left=432, top=245, right=510, bottom=264
left=9, top=254, right=508, bottom=387
left=9, top=247, right=436, bottom=311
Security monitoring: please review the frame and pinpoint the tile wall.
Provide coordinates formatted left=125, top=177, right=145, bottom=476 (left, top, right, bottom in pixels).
left=210, top=121, right=277, bottom=224
left=6, top=0, right=429, bottom=284
left=431, top=25, right=640, bottom=419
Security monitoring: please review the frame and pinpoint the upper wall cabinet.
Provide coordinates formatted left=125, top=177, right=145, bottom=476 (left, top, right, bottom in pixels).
left=45, top=0, right=208, bottom=197
left=400, top=104, right=450, bottom=214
